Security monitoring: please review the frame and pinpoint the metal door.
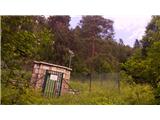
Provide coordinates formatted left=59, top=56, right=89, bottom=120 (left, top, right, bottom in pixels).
left=42, top=70, right=63, bottom=97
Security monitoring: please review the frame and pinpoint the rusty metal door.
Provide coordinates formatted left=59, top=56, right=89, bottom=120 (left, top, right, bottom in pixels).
left=42, top=70, right=63, bottom=97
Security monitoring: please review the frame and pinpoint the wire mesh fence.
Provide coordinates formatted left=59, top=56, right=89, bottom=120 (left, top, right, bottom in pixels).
left=70, top=72, right=120, bottom=92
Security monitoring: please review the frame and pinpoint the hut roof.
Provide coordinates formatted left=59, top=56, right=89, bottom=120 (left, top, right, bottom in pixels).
left=33, top=61, right=72, bottom=71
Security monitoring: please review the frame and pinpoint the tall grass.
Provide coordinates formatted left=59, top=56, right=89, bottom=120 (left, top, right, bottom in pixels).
left=1, top=75, right=155, bottom=105
left=56, top=80, right=155, bottom=105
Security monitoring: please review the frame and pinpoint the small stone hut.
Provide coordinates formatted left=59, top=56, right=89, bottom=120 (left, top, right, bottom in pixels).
left=31, top=61, right=72, bottom=96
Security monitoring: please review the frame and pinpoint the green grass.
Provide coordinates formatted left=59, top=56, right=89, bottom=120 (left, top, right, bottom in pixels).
left=58, top=80, right=155, bottom=105
left=1, top=79, right=155, bottom=105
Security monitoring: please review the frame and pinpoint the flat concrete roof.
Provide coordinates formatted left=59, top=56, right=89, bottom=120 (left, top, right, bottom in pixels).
left=34, top=61, right=72, bottom=71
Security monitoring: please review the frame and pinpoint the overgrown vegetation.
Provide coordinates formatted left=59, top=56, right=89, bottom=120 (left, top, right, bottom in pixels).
left=1, top=80, right=155, bottom=105
left=1, top=15, right=160, bottom=104
left=122, top=16, right=160, bottom=103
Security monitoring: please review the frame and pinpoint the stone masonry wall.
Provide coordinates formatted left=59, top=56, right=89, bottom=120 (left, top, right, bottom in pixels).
left=31, top=61, right=71, bottom=94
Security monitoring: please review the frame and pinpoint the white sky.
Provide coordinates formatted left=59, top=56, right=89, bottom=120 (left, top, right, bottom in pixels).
left=70, top=16, right=151, bottom=47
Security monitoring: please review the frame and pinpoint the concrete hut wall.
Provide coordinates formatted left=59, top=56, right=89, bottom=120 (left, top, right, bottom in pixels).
left=31, top=61, right=71, bottom=94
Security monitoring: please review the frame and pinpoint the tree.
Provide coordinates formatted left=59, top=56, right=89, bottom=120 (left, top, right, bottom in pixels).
left=79, top=16, right=115, bottom=72
left=80, top=16, right=114, bottom=39
left=48, top=16, right=74, bottom=66
left=134, top=39, right=141, bottom=49
left=146, top=42, right=160, bottom=88
left=1, top=16, right=37, bottom=69
left=32, top=16, right=55, bottom=62
left=123, top=16, right=160, bottom=88
left=1, top=16, right=54, bottom=92
left=142, top=16, right=160, bottom=44
left=1, top=16, right=55, bottom=68
left=141, top=16, right=160, bottom=56
left=122, top=42, right=160, bottom=88
left=119, top=38, right=124, bottom=45
left=93, top=55, right=113, bottom=73
left=71, top=16, right=132, bottom=73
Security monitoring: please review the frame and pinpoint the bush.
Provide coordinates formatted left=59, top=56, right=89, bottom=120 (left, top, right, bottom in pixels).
left=119, top=82, right=155, bottom=104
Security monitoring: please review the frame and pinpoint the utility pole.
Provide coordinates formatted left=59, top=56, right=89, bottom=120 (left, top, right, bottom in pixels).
left=89, top=35, right=95, bottom=92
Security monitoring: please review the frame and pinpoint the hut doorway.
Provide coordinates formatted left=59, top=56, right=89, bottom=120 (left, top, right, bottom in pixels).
left=42, top=70, right=63, bottom=97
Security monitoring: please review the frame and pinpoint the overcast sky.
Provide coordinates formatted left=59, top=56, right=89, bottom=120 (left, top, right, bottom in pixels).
left=70, top=16, right=151, bottom=47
